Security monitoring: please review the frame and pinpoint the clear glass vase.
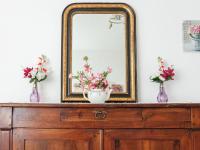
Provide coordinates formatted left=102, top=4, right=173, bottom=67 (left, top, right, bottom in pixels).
left=30, top=82, right=40, bottom=103
left=157, top=83, right=168, bottom=103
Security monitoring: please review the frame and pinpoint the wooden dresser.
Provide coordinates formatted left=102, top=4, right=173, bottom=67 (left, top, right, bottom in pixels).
left=1, top=103, right=200, bottom=150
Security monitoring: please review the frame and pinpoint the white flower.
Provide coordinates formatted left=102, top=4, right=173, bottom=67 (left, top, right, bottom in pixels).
left=159, top=75, right=166, bottom=82
left=150, top=73, right=159, bottom=79
left=36, top=71, right=46, bottom=81
left=30, top=68, right=37, bottom=78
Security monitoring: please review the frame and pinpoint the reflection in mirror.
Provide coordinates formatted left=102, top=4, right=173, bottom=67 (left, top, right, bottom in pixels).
left=71, top=13, right=127, bottom=94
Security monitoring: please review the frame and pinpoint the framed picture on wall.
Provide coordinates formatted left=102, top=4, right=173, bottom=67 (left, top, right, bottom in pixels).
left=183, top=20, right=200, bottom=51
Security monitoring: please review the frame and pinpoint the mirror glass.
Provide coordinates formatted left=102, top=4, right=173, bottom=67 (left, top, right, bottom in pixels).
left=71, top=13, right=127, bottom=94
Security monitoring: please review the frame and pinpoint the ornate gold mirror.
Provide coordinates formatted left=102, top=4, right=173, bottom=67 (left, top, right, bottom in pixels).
left=61, top=3, right=136, bottom=102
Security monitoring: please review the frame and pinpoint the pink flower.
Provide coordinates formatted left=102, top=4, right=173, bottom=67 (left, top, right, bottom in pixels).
left=107, top=67, right=112, bottom=73
left=88, top=74, right=95, bottom=81
left=89, top=82, right=97, bottom=89
left=84, top=64, right=91, bottom=72
left=190, top=25, right=200, bottom=34
left=23, top=67, right=33, bottom=78
left=42, top=68, right=47, bottom=73
left=96, top=73, right=103, bottom=80
left=103, top=79, right=109, bottom=88
left=160, top=67, right=175, bottom=80
left=37, top=55, right=47, bottom=66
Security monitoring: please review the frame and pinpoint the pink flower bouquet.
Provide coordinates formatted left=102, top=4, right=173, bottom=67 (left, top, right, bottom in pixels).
left=69, top=56, right=112, bottom=91
left=150, top=57, right=175, bottom=103
left=188, top=25, right=200, bottom=39
left=150, top=57, right=175, bottom=83
left=23, top=55, right=48, bottom=84
left=23, top=55, right=49, bottom=102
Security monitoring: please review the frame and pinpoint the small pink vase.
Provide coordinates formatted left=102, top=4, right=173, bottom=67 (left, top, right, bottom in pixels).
left=157, top=83, right=168, bottom=103
left=30, top=82, right=40, bottom=103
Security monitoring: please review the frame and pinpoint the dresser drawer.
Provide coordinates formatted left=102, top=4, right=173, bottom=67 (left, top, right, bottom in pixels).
left=0, top=107, right=12, bottom=129
left=13, top=108, right=143, bottom=128
left=142, top=108, right=191, bottom=128
left=13, top=107, right=191, bottom=129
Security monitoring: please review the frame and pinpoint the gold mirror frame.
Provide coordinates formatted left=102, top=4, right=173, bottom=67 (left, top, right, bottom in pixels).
left=61, top=3, right=137, bottom=103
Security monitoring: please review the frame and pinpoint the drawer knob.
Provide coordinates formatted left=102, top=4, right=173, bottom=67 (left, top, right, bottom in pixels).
left=94, top=111, right=107, bottom=120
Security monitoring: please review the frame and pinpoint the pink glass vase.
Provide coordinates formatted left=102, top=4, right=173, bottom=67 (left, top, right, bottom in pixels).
left=157, top=83, right=168, bottom=103
left=30, top=82, right=40, bottom=103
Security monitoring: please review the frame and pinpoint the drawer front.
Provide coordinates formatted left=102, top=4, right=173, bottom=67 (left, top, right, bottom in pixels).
left=192, top=108, right=200, bottom=128
left=0, top=107, right=12, bottom=129
left=13, top=108, right=143, bottom=128
left=13, top=107, right=191, bottom=129
left=142, top=108, right=191, bottom=128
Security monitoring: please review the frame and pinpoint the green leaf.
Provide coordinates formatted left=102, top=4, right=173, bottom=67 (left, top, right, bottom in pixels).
left=29, top=78, right=35, bottom=83
left=38, top=75, right=47, bottom=82
left=150, top=76, right=163, bottom=83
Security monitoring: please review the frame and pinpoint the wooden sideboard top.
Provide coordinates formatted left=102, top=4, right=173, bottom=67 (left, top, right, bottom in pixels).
left=1, top=102, right=200, bottom=129
left=0, top=103, right=200, bottom=108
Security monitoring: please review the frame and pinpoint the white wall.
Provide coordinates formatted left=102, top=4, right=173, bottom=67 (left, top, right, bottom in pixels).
left=0, top=0, right=200, bottom=103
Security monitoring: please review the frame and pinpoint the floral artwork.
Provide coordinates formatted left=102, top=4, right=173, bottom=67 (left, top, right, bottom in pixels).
left=183, top=20, right=200, bottom=51
left=150, top=57, right=175, bottom=83
left=23, top=55, right=48, bottom=84
left=69, top=56, right=112, bottom=91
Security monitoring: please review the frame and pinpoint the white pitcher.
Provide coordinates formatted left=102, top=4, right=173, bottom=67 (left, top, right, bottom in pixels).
left=83, top=89, right=112, bottom=103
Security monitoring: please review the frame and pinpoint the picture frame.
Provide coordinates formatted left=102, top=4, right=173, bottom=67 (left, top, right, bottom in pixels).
left=183, top=20, right=200, bottom=51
